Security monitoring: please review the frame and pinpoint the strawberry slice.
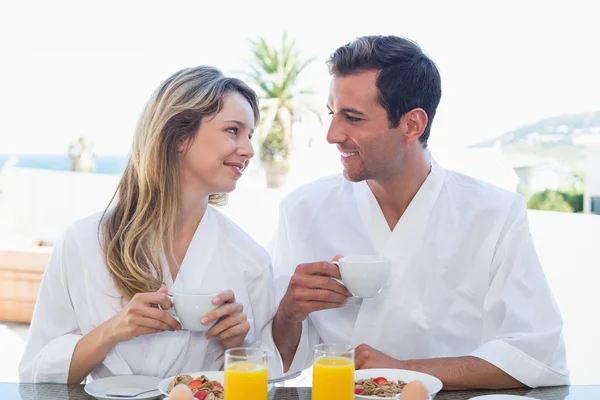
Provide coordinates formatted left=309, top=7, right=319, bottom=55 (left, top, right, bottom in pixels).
left=211, top=382, right=223, bottom=389
left=355, top=388, right=365, bottom=395
left=187, top=379, right=203, bottom=389
left=194, top=391, right=208, bottom=400
left=373, top=377, right=388, bottom=385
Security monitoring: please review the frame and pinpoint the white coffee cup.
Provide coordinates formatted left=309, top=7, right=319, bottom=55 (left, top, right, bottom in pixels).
left=161, top=292, right=220, bottom=332
left=332, top=255, right=391, bottom=298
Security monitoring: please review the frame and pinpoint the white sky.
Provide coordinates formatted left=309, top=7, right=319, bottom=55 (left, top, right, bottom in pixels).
left=0, top=0, right=599, bottom=155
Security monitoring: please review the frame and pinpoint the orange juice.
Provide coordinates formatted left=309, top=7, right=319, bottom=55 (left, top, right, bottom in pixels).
left=224, top=362, right=268, bottom=400
left=313, top=356, right=354, bottom=400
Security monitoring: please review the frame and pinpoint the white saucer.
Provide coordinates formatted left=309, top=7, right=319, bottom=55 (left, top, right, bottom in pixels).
left=84, top=375, right=163, bottom=400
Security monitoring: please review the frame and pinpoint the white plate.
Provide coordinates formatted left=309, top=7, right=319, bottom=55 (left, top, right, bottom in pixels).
left=158, top=371, right=274, bottom=397
left=354, top=369, right=443, bottom=399
left=468, top=396, right=538, bottom=400
left=84, top=375, right=163, bottom=400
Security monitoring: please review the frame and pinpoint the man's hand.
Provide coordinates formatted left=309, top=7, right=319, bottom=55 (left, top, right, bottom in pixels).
left=355, top=344, right=527, bottom=390
left=355, top=344, right=401, bottom=370
left=273, top=255, right=351, bottom=372
left=277, top=256, right=352, bottom=323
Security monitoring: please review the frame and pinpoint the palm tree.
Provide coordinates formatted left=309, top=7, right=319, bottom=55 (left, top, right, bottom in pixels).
left=68, top=136, right=96, bottom=173
left=244, top=32, right=321, bottom=188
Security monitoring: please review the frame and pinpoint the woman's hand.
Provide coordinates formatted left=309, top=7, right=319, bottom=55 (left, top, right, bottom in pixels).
left=202, top=290, right=250, bottom=350
left=107, top=287, right=182, bottom=344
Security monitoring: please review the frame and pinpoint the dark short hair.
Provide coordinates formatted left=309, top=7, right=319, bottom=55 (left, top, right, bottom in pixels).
left=327, top=35, right=441, bottom=147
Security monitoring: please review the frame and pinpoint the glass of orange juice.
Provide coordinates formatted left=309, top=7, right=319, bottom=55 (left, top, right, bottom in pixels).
left=312, top=344, right=355, bottom=400
left=224, top=347, right=268, bottom=400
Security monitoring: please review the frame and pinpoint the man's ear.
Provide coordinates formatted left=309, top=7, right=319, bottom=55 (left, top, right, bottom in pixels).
left=402, top=108, right=428, bottom=145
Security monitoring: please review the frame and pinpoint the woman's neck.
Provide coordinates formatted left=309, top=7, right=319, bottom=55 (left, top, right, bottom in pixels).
left=167, top=186, right=210, bottom=276
left=176, top=188, right=209, bottom=237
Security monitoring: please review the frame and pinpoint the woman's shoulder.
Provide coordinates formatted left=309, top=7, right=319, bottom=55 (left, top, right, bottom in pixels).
left=44, top=211, right=111, bottom=286
left=57, top=210, right=108, bottom=254
left=208, top=206, right=271, bottom=269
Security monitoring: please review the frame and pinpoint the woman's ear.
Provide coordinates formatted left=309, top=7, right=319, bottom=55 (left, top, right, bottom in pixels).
left=177, top=138, right=187, bottom=153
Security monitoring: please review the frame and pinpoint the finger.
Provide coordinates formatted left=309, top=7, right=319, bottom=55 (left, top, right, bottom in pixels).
left=295, top=287, right=349, bottom=304
left=328, top=261, right=342, bottom=280
left=304, top=300, right=348, bottom=313
left=216, top=321, right=250, bottom=340
left=354, top=349, right=367, bottom=369
left=283, top=299, right=347, bottom=317
left=353, top=344, right=371, bottom=369
left=212, top=290, right=235, bottom=306
left=293, top=274, right=351, bottom=297
left=296, top=262, right=342, bottom=279
left=151, top=287, right=170, bottom=309
left=206, top=312, right=246, bottom=339
left=201, top=302, right=243, bottom=326
left=130, top=327, right=164, bottom=339
left=355, top=357, right=365, bottom=369
left=134, top=316, right=177, bottom=332
left=133, top=292, right=173, bottom=309
left=137, top=307, right=182, bottom=331
left=331, top=254, right=344, bottom=262
left=355, top=343, right=370, bottom=353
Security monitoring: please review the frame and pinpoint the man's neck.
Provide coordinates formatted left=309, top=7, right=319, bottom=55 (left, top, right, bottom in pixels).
left=367, top=150, right=431, bottom=231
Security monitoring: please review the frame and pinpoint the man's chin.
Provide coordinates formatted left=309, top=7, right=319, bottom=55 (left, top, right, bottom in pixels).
left=342, top=169, right=368, bottom=183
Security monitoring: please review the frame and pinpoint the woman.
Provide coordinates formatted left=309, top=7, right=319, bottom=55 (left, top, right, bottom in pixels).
left=19, top=66, right=281, bottom=383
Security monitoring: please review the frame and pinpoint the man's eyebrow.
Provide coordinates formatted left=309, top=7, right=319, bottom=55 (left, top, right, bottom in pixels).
left=338, top=107, right=366, bottom=116
left=326, top=105, right=366, bottom=117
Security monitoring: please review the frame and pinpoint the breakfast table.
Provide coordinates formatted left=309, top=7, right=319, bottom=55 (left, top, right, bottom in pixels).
left=1, top=383, right=599, bottom=400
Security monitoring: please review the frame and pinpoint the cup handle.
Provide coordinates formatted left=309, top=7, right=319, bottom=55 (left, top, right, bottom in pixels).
left=330, top=261, right=346, bottom=287
left=157, top=294, right=174, bottom=311
left=158, top=295, right=182, bottom=325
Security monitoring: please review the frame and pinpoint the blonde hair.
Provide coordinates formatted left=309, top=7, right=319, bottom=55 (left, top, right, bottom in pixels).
left=101, top=66, right=260, bottom=299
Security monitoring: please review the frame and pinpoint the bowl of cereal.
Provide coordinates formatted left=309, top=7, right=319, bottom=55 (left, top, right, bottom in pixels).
left=159, top=372, right=224, bottom=399
left=354, top=369, right=442, bottom=399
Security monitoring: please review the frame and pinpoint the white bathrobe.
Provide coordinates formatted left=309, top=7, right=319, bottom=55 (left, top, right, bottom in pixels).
left=19, top=206, right=282, bottom=383
left=270, top=158, right=569, bottom=388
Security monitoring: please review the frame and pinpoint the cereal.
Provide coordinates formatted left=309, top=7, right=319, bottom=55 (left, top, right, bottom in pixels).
left=355, top=377, right=408, bottom=397
left=167, top=374, right=224, bottom=400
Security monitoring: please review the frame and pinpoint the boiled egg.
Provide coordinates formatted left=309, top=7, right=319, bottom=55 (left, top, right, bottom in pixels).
left=168, top=383, right=194, bottom=400
left=399, top=380, right=429, bottom=400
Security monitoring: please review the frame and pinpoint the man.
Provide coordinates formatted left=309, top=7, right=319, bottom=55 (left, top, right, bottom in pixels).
left=269, top=35, right=569, bottom=389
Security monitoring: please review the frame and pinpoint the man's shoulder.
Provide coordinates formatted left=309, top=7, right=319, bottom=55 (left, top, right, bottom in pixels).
left=443, top=168, right=521, bottom=208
